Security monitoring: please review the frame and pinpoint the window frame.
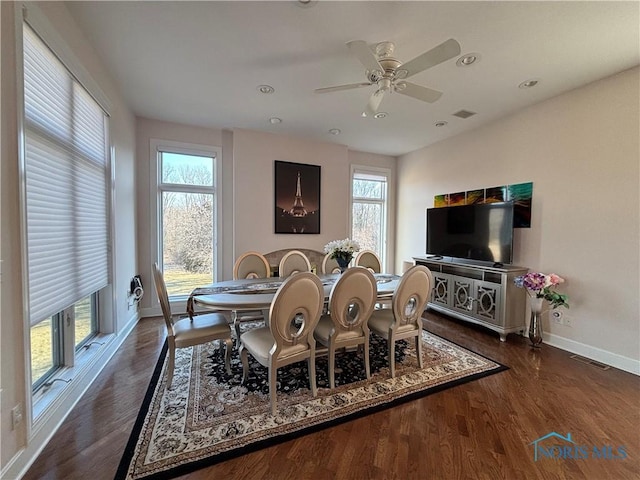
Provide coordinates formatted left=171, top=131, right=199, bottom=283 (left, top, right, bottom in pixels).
left=150, top=139, right=223, bottom=299
left=350, top=165, right=391, bottom=271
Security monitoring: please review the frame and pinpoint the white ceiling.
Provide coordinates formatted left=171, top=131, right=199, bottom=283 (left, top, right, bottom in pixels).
left=66, top=1, right=639, bottom=157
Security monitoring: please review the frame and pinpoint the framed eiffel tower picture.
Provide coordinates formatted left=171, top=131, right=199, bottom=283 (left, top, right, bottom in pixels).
left=274, top=160, right=321, bottom=234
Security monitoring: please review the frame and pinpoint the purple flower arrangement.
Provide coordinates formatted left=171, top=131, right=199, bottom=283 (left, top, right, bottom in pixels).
left=514, top=272, right=569, bottom=309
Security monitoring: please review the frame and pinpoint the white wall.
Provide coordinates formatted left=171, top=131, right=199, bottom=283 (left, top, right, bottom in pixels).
left=232, top=129, right=396, bottom=262
left=0, top=1, right=137, bottom=474
left=396, top=67, right=640, bottom=373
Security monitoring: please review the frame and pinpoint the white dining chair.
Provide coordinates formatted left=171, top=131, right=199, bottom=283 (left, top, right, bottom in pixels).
left=278, top=250, right=312, bottom=278
left=321, top=252, right=341, bottom=274
left=314, top=267, right=377, bottom=388
left=232, top=251, right=271, bottom=342
left=367, top=265, right=432, bottom=378
left=239, top=272, right=324, bottom=414
left=152, top=263, right=232, bottom=389
left=355, top=250, right=382, bottom=273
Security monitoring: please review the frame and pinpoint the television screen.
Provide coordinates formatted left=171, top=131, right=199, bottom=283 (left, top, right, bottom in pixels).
left=426, top=202, right=514, bottom=264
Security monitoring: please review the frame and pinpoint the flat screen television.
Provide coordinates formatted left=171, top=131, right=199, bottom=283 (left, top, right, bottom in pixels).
left=426, top=202, right=514, bottom=265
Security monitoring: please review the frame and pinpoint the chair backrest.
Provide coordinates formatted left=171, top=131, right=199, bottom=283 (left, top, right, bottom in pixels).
left=321, top=252, right=341, bottom=274
left=233, top=251, right=271, bottom=280
left=269, top=272, right=324, bottom=358
left=278, top=250, right=312, bottom=278
left=328, top=267, right=377, bottom=339
left=355, top=250, right=382, bottom=273
left=152, top=263, right=175, bottom=334
left=391, top=265, right=432, bottom=329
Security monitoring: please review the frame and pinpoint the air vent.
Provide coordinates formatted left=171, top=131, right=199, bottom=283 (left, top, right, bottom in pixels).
left=453, top=109, right=476, bottom=119
left=570, top=354, right=611, bottom=370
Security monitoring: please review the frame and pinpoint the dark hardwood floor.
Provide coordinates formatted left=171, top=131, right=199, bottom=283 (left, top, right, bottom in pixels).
left=24, top=312, right=640, bottom=480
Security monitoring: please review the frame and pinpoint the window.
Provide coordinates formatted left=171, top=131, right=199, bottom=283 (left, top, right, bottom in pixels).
left=21, top=22, right=109, bottom=391
left=154, top=144, right=221, bottom=297
left=351, top=168, right=390, bottom=268
left=30, top=294, right=98, bottom=390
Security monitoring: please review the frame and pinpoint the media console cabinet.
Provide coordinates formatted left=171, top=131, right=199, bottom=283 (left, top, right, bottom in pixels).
left=414, top=256, right=528, bottom=342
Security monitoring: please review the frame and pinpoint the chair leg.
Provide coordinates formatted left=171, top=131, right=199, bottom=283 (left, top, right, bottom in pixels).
left=389, top=339, right=396, bottom=378
left=233, top=312, right=242, bottom=346
left=269, top=366, right=278, bottom=415
left=166, top=340, right=176, bottom=389
left=328, top=344, right=336, bottom=389
left=308, top=354, right=317, bottom=397
left=223, top=338, right=233, bottom=374
left=239, top=345, right=249, bottom=384
left=363, top=337, right=371, bottom=380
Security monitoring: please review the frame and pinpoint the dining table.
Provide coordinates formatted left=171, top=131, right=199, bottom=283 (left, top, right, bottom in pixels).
left=186, top=273, right=400, bottom=319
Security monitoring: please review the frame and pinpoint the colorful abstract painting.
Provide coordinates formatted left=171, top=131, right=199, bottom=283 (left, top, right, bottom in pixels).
left=466, top=189, right=485, bottom=204
left=485, top=186, right=507, bottom=203
left=434, top=194, right=449, bottom=208
left=449, top=191, right=466, bottom=206
left=507, top=182, right=533, bottom=228
left=433, top=182, right=533, bottom=228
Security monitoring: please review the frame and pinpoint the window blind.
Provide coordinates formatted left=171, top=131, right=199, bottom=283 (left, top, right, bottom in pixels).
left=353, top=171, right=387, bottom=183
left=23, top=25, right=110, bottom=326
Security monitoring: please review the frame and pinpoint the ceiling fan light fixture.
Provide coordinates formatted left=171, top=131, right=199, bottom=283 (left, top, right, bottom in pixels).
left=257, top=85, right=275, bottom=94
left=373, top=112, right=388, bottom=119
left=269, top=117, right=282, bottom=124
left=320, top=37, right=460, bottom=116
left=519, top=79, right=540, bottom=89
left=328, top=128, right=341, bottom=135
left=394, top=82, right=407, bottom=92
left=456, top=53, right=481, bottom=67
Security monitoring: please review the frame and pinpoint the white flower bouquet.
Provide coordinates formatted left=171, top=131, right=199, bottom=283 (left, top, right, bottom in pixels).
left=323, top=238, right=360, bottom=266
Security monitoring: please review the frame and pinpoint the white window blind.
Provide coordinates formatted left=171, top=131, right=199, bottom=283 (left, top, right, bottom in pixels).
left=23, top=24, right=110, bottom=326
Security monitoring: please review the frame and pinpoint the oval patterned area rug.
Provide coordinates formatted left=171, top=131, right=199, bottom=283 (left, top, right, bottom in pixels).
left=115, top=329, right=507, bottom=480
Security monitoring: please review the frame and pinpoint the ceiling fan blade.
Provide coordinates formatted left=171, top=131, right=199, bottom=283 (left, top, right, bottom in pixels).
left=363, top=90, right=385, bottom=117
left=347, top=40, right=384, bottom=75
left=398, top=38, right=461, bottom=79
left=314, top=82, right=372, bottom=94
left=397, top=82, right=443, bottom=103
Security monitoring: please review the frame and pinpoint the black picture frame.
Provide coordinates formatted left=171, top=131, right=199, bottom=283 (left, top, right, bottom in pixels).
left=274, top=160, right=321, bottom=234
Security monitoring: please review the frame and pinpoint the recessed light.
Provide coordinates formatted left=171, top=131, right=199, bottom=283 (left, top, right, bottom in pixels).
left=296, top=0, right=317, bottom=7
left=328, top=128, right=341, bottom=135
left=269, top=117, right=282, bottom=124
left=456, top=53, right=481, bottom=67
left=435, top=121, right=448, bottom=127
left=373, top=112, right=388, bottom=119
left=257, top=85, right=275, bottom=94
left=519, top=79, right=540, bottom=89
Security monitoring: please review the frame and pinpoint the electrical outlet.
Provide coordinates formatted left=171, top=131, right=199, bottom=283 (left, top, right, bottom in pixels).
left=11, top=404, right=23, bottom=430
left=551, top=310, right=563, bottom=325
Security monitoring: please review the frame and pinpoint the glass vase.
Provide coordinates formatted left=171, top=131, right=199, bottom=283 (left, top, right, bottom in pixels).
left=335, top=256, right=351, bottom=273
left=528, top=296, right=544, bottom=347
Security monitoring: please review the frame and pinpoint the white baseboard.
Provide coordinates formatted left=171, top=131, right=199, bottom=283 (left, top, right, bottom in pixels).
left=1, top=312, right=139, bottom=480
left=139, top=305, right=161, bottom=319
left=140, top=299, right=199, bottom=320
left=544, top=332, right=640, bottom=376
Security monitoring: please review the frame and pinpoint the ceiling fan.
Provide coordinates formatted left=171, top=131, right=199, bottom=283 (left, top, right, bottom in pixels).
left=315, top=38, right=461, bottom=117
